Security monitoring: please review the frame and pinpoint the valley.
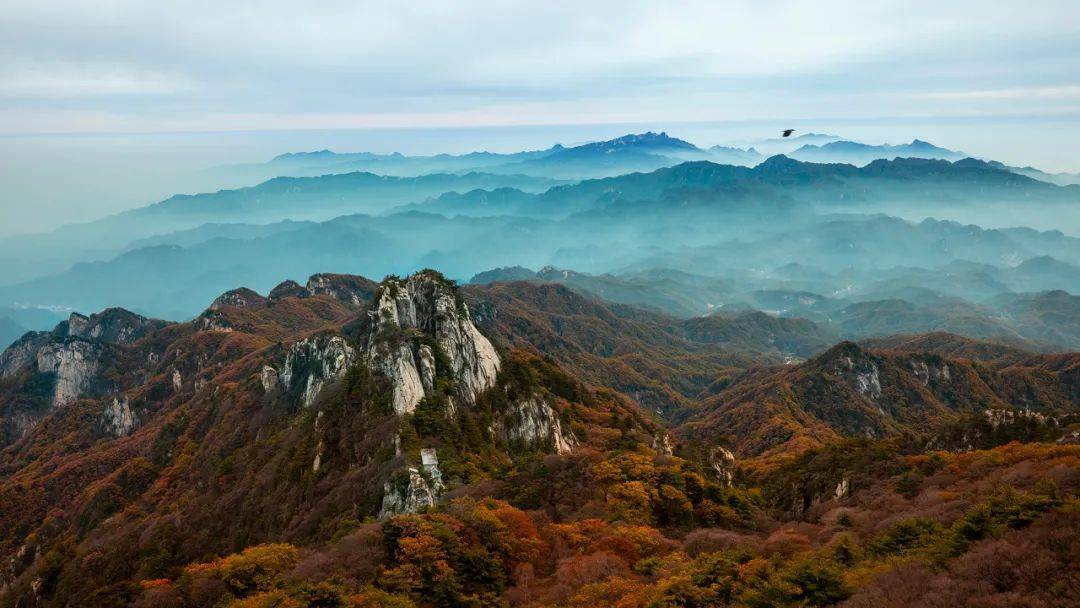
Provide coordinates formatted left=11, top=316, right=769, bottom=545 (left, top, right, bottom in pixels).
left=0, top=131, right=1077, bottom=607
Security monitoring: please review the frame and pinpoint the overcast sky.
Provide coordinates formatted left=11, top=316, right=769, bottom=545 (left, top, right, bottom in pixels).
left=2, top=1, right=1079, bottom=133
left=2, top=1, right=1080, bottom=236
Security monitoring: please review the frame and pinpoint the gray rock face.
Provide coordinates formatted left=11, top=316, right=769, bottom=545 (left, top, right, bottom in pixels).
left=652, top=432, right=675, bottom=456
left=0, top=333, right=47, bottom=379
left=260, top=365, right=279, bottom=392
left=306, top=273, right=378, bottom=307
left=196, top=310, right=234, bottom=332
left=7, top=411, right=38, bottom=440
left=365, top=273, right=501, bottom=414
left=379, top=449, right=445, bottom=518
left=102, top=396, right=135, bottom=436
left=417, top=345, right=436, bottom=393
left=367, top=337, right=427, bottom=415
left=0, top=310, right=167, bottom=443
left=35, top=340, right=100, bottom=408
left=58, top=309, right=166, bottom=345
left=834, top=477, right=850, bottom=499
left=709, top=445, right=737, bottom=486
left=984, top=408, right=1055, bottom=430
left=493, top=396, right=576, bottom=454
left=910, top=359, right=950, bottom=386
left=2, top=309, right=163, bottom=381
left=274, top=335, right=357, bottom=407
left=837, top=354, right=881, bottom=399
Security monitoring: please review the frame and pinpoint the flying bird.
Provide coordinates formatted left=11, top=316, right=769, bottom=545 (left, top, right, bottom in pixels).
left=782, top=129, right=795, bottom=138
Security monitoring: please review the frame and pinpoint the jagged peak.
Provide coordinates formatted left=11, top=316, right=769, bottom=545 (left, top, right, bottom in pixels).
left=272, top=149, right=337, bottom=161
left=52, top=307, right=166, bottom=345
left=906, top=139, right=957, bottom=153
left=812, top=340, right=873, bottom=366
left=386, top=268, right=456, bottom=287
left=535, top=265, right=581, bottom=281
left=365, top=269, right=500, bottom=414
left=468, top=266, right=537, bottom=285
left=573, top=131, right=700, bottom=152
left=373, top=270, right=460, bottom=310
left=210, top=287, right=267, bottom=310
left=305, top=273, right=378, bottom=307
left=268, top=280, right=310, bottom=301
left=372, top=274, right=453, bottom=331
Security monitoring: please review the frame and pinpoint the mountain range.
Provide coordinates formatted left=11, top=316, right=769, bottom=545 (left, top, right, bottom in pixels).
left=0, top=270, right=1075, bottom=606
left=1, top=136, right=1078, bottom=355
left=788, top=139, right=965, bottom=165
left=1, top=127, right=1078, bottom=607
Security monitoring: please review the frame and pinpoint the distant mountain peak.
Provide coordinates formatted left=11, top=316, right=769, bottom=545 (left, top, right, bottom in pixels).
left=757, top=154, right=802, bottom=169
left=788, top=138, right=964, bottom=165
left=582, top=131, right=699, bottom=151
left=536, top=265, right=580, bottom=280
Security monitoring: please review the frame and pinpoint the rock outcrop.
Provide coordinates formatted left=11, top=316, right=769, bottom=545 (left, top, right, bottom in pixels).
left=35, top=340, right=101, bottom=408
left=494, top=397, right=578, bottom=453
left=652, top=432, right=675, bottom=456
left=925, top=407, right=1065, bottom=452
left=910, top=359, right=951, bottom=386
left=57, top=308, right=167, bottom=345
left=838, top=354, right=881, bottom=399
left=984, top=407, right=1054, bottom=430
left=2, top=309, right=163, bottom=382
left=250, top=272, right=500, bottom=414
left=0, top=309, right=171, bottom=443
left=196, top=310, right=235, bottom=332
left=364, top=272, right=501, bottom=414
left=0, top=332, right=47, bottom=378
left=834, top=477, right=850, bottom=500
left=379, top=448, right=445, bottom=518
left=709, top=445, right=737, bottom=486
left=210, top=287, right=267, bottom=310
left=493, top=396, right=576, bottom=454
left=270, top=335, right=357, bottom=407
left=306, top=273, right=378, bottom=307
left=102, top=396, right=136, bottom=436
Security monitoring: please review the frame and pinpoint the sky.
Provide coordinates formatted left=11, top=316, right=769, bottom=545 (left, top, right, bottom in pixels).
left=1, top=1, right=1079, bottom=234
left=3, top=1, right=1079, bottom=132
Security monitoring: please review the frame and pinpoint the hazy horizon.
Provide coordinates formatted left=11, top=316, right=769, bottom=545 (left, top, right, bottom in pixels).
left=3, top=1, right=1079, bottom=236
left=3, top=114, right=1080, bottom=238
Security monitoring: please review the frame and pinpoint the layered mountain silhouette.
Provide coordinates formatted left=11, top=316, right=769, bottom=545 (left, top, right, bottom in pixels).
left=2, top=126, right=1077, bottom=606
left=789, top=139, right=965, bottom=165
left=1, top=270, right=1075, bottom=606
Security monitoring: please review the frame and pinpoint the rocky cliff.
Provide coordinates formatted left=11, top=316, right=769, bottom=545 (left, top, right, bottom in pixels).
left=58, top=308, right=169, bottom=344
left=379, top=448, right=445, bottom=518
left=492, top=396, right=576, bottom=454
left=263, top=334, right=357, bottom=407
left=363, top=271, right=501, bottom=414
left=306, top=273, right=379, bottom=306
left=680, top=340, right=1079, bottom=460
left=34, top=339, right=101, bottom=408
left=0, top=309, right=172, bottom=444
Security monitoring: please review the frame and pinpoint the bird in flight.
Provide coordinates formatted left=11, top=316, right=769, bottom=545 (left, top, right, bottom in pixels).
left=782, top=129, right=795, bottom=138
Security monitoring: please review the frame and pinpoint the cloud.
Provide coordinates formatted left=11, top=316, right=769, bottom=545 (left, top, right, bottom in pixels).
left=915, top=85, right=1080, bottom=101
left=0, top=0, right=1078, bottom=132
left=0, top=63, right=199, bottom=97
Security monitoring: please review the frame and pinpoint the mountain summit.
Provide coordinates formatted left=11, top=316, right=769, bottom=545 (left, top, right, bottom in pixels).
left=571, top=131, right=700, bottom=152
